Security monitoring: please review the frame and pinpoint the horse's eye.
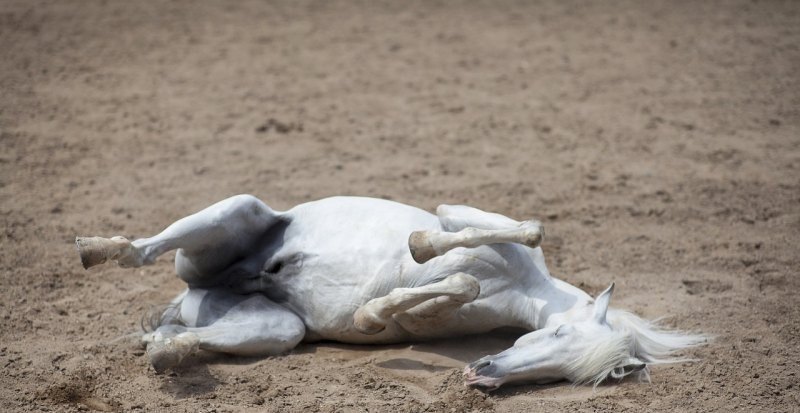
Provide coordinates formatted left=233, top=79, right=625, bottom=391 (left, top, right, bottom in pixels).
left=554, top=325, right=563, bottom=337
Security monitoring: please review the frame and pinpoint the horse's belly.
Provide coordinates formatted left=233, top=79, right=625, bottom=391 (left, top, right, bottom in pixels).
left=265, top=197, right=441, bottom=339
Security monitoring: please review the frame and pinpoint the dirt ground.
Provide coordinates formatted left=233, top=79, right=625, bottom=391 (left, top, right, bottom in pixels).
left=1, top=0, right=798, bottom=411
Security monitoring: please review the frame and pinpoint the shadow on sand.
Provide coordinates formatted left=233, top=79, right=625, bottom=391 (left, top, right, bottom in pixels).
left=157, top=328, right=601, bottom=398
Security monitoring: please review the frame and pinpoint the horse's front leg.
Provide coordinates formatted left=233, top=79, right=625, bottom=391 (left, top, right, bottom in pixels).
left=142, top=288, right=305, bottom=372
left=76, top=194, right=285, bottom=286
left=353, top=272, right=480, bottom=334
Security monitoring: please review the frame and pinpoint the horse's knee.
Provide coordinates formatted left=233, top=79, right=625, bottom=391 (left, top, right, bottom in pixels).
left=446, top=272, right=481, bottom=302
left=435, top=204, right=465, bottom=231
left=436, top=204, right=455, bottom=217
left=227, top=193, right=260, bottom=210
left=216, top=194, right=269, bottom=222
left=354, top=303, right=388, bottom=335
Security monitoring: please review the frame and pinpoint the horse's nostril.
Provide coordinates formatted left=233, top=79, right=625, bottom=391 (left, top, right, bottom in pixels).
left=468, top=359, right=497, bottom=377
left=469, top=359, right=492, bottom=371
left=476, top=359, right=499, bottom=377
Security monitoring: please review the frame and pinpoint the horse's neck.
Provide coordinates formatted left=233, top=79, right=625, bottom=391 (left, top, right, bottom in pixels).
left=527, top=277, right=593, bottom=330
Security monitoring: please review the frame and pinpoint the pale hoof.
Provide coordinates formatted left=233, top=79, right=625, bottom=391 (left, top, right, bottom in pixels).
left=146, top=332, right=199, bottom=373
left=76, top=236, right=122, bottom=269
left=520, top=221, right=544, bottom=249
left=140, top=332, right=155, bottom=349
left=75, top=236, right=139, bottom=269
left=409, top=231, right=438, bottom=264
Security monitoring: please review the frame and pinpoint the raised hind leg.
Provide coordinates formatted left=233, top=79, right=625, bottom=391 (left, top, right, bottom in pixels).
left=353, top=272, right=480, bottom=334
left=435, top=204, right=525, bottom=231
left=409, top=204, right=544, bottom=263
left=76, top=194, right=286, bottom=287
left=142, top=288, right=305, bottom=372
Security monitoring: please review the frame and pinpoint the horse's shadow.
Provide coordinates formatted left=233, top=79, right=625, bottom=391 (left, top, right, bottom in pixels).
left=293, top=328, right=524, bottom=371
left=491, top=381, right=567, bottom=397
left=291, top=330, right=601, bottom=397
left=159, top=351, right=280, bottom=398
left=158, top=328, right=588, bottom=398
left=374, top=357, right=452, bottom=372
left=405, top=328, right=525, bottom=363
left=159, top=360, right=220, bottom=398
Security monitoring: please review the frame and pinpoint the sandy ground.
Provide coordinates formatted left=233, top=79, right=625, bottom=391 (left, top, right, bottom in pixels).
left=1, top=0, right=799, bottom=411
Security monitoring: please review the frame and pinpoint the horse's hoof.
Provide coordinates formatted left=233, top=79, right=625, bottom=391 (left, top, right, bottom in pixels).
left=76, top=237, right=113, bottom=269
left=146, top=332, right=199, bottom=373
left=140, top=332, right=154, bottom=349
left=520, top=222, right=544, bottom=249
left=75, top=236, right=138, bottom=269
left=409, top=231, right=438, bottom=264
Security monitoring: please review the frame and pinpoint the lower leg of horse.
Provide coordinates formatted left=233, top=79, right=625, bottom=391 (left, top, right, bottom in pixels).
left=374, top=273, right=478, bottom=319
left=146, top=323, right=291, bottom=373
left=354, top=273, right=479, bottom=334
left=76, top=195, right=276, bottom=270
left=145, top=289, right=304, bottom=371
left=392, top=296, right=469, bottom=335
left=436, top=204, right=523, bottom=232
left=409, top=223, right=543, bottom=263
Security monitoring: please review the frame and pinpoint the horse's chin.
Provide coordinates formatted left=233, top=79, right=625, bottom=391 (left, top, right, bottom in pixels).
left=464, top=363, right=567, bottom=391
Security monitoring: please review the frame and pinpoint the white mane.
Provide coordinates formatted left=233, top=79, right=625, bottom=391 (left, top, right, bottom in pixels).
left=565, top=330, right=634, bottom=386
left=566, top=308, right=709, bottom=387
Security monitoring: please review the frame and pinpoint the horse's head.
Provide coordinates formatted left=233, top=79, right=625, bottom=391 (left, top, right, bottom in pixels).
left=464, top=283, right=684, bottom=391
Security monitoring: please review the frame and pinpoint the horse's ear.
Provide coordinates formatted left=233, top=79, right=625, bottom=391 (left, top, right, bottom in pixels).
left=592, top=282, right=615, bottom=324
left=610, top=357, right=647, bottom=379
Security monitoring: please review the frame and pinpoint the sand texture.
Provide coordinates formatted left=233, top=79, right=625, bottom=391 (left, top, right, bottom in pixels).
left=1, top=1, right=798, bottom=411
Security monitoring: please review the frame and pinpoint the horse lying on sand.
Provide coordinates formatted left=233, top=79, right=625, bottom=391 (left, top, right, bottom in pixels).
left=76, top=195, right=706, bottom=390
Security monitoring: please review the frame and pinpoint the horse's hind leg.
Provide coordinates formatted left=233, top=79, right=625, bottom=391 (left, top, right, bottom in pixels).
left=435, top=204, right=525, bottom=231
left=409, top=204, right=544, bottom=263
left=353, top=272, right=480, bottom=334
left=142, top=288, right=305, bottom=372
left=76, top=194, right=284, bottom=285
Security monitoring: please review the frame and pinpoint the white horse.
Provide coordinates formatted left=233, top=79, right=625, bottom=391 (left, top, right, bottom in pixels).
left=76, top=195, right=705, bottom=390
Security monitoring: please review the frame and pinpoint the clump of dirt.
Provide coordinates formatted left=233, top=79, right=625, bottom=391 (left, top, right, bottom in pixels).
left=255, top=118, right=304, bottom=134
left=432, top=370, right=495, bottom=412
left=42, top=369, right=116, bottom=412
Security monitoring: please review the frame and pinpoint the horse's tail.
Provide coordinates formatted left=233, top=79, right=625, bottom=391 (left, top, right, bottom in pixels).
left=141, top=290, right=188, bottom=333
